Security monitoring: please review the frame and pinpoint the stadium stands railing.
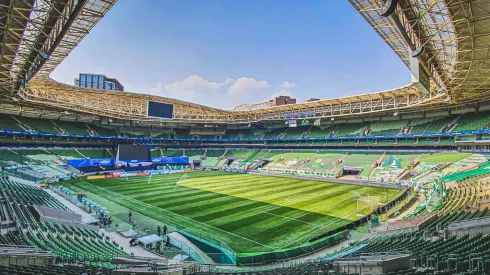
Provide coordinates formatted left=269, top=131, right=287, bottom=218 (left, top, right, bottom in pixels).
left=1, top=113, right=490, bottom=145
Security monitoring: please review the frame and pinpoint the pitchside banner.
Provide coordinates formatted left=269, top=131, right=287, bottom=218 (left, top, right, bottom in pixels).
left=152, top=156, right=189, bottom=164
left=68, top=158, right=114, bottom=168
left=87, top=175, right=105, bottom=180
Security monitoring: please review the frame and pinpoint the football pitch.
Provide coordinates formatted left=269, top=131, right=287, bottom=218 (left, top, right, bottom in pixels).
left=72, top=171, right=404, bottom=254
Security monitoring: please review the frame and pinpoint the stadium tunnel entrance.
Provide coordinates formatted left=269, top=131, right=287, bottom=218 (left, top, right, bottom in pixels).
left=180, top=232, right=235, bottom=265
left=251, top=159, right=271, bottom=169
left=193, top=160, right=201, bottom=169
left=341, top=166, right=362, bottom=177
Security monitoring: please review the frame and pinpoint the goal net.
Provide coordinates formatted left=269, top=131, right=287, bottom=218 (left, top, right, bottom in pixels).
left=357, top=195, right=381, bottom=211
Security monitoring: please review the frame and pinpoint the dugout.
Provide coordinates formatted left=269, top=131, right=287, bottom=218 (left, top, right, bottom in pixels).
left=193, top=160, right=201, bottom=168
left=340, top=167, right=363, bottom=177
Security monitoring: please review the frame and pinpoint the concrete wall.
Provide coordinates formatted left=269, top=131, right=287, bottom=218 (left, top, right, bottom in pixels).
left=368, top=226, right=419, bottom=237
left=447, top=225, right=490, bottom=237
left=0, top=253, right=56, bottom=267
left=8, top=176, right=39, bottom=186
left=335, top=255, right=411, bottom=275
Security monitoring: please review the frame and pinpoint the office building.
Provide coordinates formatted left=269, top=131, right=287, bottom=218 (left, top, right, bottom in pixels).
left=74, top=73, right=124, bottom=91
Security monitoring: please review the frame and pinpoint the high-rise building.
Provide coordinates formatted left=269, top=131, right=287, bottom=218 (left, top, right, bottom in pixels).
left=74, top=73, right=124, bottom=91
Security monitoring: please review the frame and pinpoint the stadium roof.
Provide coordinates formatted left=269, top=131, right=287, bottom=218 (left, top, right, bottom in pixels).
left=1, top=0, right=490, bottom=123
left=349, top=0, right=490, bottom=102
left=0, top=0, right=115, bottom=94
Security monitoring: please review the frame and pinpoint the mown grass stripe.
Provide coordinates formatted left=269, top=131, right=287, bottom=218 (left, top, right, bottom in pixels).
left=75, top=171, right=404, bottom=253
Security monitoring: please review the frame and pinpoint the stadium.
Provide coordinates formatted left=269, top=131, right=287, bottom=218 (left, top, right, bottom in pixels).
left=0, top=0, right=490, bottom=274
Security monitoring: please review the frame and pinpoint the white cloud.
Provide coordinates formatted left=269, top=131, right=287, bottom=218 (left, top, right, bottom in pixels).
left=149, top=82, right=165, bottom=94
left=151, top=75, right=268, bottom=98
left=227, top=77, right=268, bottom=95
left=148, top=75, right=289, bottom=109
left=149, top=76, right=236, bottom=102
left=280, top=81, right=297, bottom=89
left=164, top=75, right=231, bottom=93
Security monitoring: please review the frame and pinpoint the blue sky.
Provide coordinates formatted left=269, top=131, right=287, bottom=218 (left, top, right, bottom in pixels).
left=51, top=0, right=410, bottom=110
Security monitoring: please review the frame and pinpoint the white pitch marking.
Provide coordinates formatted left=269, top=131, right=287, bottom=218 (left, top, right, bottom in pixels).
left=283, top=189, right=343, bottom=205
left=323, top=198, right=358, bottom=212
left=174, top=173, right=187, bottom=191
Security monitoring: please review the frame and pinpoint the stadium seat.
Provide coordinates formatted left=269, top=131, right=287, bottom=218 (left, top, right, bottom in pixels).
left=0, top=114, right=24, bottom=131
left=262, top=128, right=288, bottom=139
left=410, top=117, right=454, bottom=134
left=240, top=129, right=260, bottom=139
left=418, top=138, right=437, bottom=144
left=307, top=125, right=337, bottom=138
left=341, top=139, right=357, bottom=145
left=90, top=125, right=118, bottom=136
left=54, top=120, right=90, bottom=135
left=0, top=264, right=112, bottom=275
left=369, top=120, right=408, bottom=135
left=348, top=232, right=490, bottom=274
left=223, top=129, right=241, bottom=139
left=16, top=117, right=59, bottom=134
left=77, top=149, right=111, bottom=159
left=49, top=149, right=85, bottom=159
left=335, top=123, right=367, bottom=136
left=377, top=139, right=396, bottom=144
left=397, top=139, right=415, bottom=144
left=0, top=178, right=126, bottom=267
left=453, top=112, right=490, bottom=132
left=163, top=149, right=183, bottom=156
left=174, top=129, right=190, bottom=138
left=283, top=126, right=310, bottom=138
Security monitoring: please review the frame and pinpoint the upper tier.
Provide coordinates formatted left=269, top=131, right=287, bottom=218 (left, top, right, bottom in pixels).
left=1, top=111, right=489, bottom=141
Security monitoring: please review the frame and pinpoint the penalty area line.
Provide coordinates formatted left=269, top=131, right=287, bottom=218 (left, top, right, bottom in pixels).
left=323, top=198, right=358, bottom=212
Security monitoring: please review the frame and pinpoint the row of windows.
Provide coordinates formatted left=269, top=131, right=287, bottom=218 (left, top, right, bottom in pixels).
left=80, top=74, right=104, bottom=85
left=76, top=74, right=122, bottom=91
left=76, top=80, right=117, bottom=91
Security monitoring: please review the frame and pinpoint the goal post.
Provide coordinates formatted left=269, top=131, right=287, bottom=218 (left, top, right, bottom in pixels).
left=357, top=195, right=381, bottom=211
left=173, top=173, right=190, bottom=191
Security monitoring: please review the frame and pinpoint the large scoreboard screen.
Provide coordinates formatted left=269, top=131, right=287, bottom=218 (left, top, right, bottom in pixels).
left=147, top=101, right=174, bottom=119
left=117, top=144, right=151, bottom=162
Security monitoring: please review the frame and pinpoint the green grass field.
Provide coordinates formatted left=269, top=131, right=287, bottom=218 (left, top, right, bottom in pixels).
left=67, top=171, right=404, bottom=254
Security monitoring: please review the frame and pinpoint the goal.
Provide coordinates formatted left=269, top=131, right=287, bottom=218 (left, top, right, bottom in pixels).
left=357, top=195, right=381, bottom=211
